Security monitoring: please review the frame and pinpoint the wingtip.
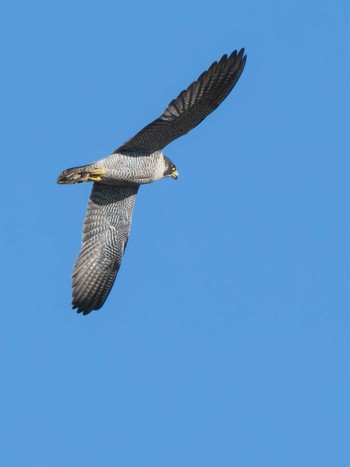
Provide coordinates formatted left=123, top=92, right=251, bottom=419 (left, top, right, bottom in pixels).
left=72, top=304, right=94, bottom=315
left=72, top=297, right=92, bottom=315
left=236, top=48, right=246, bottom=60
left=72, top=297, right=104, bottom=315
left=226, top=48, right=247, bottom=68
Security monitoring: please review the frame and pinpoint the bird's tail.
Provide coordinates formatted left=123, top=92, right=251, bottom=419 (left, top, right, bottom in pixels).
left=57, top=164, right=105, bottom=184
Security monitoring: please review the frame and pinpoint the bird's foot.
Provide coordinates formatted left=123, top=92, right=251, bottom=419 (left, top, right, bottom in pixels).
left=57, top=167, right=106, bottom=184
left=86, top=168, right=106, bottom=182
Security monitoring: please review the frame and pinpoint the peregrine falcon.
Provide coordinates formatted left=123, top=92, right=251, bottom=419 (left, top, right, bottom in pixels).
left=58, top=49, right=247, bottom=315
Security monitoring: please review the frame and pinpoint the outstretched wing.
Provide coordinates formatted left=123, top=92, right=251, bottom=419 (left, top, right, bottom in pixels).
left=115, top=49, right=246, bottom=155
left=72, top=183, right=139, bottom=314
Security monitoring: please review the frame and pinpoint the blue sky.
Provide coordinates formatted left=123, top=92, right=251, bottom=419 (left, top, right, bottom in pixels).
left=1, top=0, right=350, bottom=465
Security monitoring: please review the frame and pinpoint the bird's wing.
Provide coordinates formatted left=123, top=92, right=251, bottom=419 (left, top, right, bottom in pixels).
left=114, top=49, right=246, bottom=155
left=72, top=183, right=139, bottom=314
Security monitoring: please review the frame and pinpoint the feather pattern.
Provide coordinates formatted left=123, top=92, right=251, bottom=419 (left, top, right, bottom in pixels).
left=115, top=49, right=246, bottom=155
left=71, top=183, right=139, bottom=314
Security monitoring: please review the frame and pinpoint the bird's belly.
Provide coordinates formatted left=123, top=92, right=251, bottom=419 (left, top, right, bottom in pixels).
left=95, top=153, right=163, bottom=185
left=96, top=167, right=159, bottom=185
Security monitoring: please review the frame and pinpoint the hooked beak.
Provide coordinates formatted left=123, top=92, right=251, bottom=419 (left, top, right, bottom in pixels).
left=171, top=169, right=179, bottom=180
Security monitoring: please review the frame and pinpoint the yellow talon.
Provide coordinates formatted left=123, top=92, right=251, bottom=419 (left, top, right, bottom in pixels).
left=57, top=166, right=106, bottom=184
left=89, top=168, right=105, bottom=175
left=87, top=168, right=106, bottom=182
left=88, top=175, right=102, bottom=181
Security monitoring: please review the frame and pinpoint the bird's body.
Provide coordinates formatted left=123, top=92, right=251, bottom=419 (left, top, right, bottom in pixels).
left=96, top=151, right=171, bottom=185
left=58, top=151, right=172, bottom=186
left=58, top=49, right=247, bottom=314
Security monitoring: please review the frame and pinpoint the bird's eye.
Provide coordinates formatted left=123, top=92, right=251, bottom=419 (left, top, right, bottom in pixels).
left=171, top=165, right=176, bottom=172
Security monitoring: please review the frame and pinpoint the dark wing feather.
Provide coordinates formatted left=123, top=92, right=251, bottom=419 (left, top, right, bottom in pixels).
left=72, top=183, right=139, bottom=314
left=115, top=49, right=246, bottom=155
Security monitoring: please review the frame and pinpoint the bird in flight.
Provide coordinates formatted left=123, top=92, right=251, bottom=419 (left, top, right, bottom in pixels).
left=58, top=49, right=247, bottom=315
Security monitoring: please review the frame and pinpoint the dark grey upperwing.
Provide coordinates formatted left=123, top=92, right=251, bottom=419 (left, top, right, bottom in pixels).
left=72, top=183, right=139, bottom=314
left=114, top=49, right=246, bottom=155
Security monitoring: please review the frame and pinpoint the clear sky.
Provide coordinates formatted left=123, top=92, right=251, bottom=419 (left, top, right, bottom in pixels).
left=1, top=0, right=350, bottom=465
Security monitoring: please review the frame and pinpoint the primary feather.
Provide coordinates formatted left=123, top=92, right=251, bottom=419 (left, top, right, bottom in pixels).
left=115, top=49, right=246, bottom=155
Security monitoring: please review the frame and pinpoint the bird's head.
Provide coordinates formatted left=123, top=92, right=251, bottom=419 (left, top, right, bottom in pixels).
left=163, top=155, right=178, bottom=180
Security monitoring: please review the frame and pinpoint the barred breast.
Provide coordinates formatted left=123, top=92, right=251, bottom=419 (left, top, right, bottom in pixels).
left=94, top=150, right=166, bottom=185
